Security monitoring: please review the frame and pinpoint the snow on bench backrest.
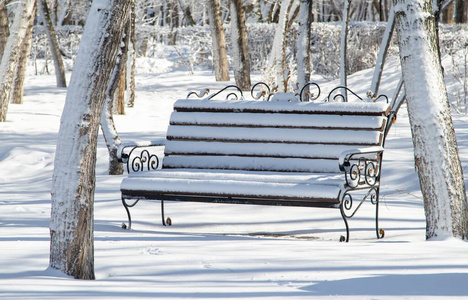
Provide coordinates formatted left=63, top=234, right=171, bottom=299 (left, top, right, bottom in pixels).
left=163, top=99, right=390, bottom=173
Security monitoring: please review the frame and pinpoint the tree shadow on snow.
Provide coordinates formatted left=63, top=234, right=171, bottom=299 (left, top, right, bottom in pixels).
left=302, top=273, right=468, bottom=296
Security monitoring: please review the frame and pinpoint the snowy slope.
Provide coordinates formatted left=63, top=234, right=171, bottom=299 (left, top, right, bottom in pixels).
left=1, top=57, right=468, bottom=299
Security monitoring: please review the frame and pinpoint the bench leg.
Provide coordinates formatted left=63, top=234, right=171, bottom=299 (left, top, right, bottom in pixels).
left=340, top=187, right=384, bottom=242
left=372, top=189, right=385, bottom=239
left=122, top=197, right=139, bottom=230
left=161, top=200, right=172, bottom=226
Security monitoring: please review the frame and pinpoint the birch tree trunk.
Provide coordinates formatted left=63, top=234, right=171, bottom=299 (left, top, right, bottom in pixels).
left=369, top=7, right=395, bottom=97
left=126, top=2, right=136, bottom=107
left=207, top=0, right=230, bottom=81
left=0, top=0, right=36, bottom=122
left=0, top=0, right=9, bottom=59
left=50, top=0, right=132, bottom=279
left=11, top=3, right=36, bottom=105
left=230, top=0, right=251, bottom=91
left=296, top=0, right=312, bottom=92
left=393, top=0, right=468, bottom=240
left=38, top=0, right=67, bottom=88
left=340, top=0, right=351, bottom=101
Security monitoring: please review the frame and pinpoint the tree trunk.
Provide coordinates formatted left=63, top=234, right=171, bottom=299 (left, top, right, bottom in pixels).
left=296, top=0, right=312, bottom=92
left=370, top=7, right=395, bottom=97
left=11, top=3, right=36, bottom=105
left=114, top=64, right=126, bottom=115
left=0, top=0, right=36, bottom=122
left=453, top=0, right=464, bottom=23
left=230, top=0, right=251, bottom=91
left=207, top=0, right=230, bottom=81
left=38, top=0, right=67, bottom=88
left=0, top=0, right=9, bottom=59
left=340, top=0, right=351, bottom=101
left=50, top=0, right=132, bottom=279
left=126, top=2, right=136, bottom=107
left=393, top=0, right=468, bottom=240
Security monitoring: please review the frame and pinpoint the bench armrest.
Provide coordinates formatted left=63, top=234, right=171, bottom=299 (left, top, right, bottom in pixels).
left=339, top=146, right=384, bottom=188
left=117, top=139, right=166, bottom=173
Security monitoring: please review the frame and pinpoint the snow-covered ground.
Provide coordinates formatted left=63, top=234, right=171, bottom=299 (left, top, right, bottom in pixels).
left=2, top=57, right=468, bottom=299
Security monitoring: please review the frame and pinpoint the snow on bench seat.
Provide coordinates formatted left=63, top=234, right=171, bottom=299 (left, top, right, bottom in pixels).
left=121, top=169, right=343, bottom=203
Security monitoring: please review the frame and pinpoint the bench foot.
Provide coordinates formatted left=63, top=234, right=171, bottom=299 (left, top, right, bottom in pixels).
left=122, top=197, right=140, bottom=230
left=161, top=200, right=172, bottom=226
left=340, top=187, right=383, bottom=242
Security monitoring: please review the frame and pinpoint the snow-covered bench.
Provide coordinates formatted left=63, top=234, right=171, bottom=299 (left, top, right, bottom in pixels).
left=118, top=95, right=396, bottom=242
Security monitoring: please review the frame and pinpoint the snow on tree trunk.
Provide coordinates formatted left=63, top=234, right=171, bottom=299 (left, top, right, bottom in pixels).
left=126, top=3, right=136, bottom=107
left=0, top=0, right=36, bottom=122
left=369, top=8, right=395, bottom=97
left=0, top=0, right=9, bottom=59
left=50, top=0, right=131, bottom=279
left=207, top=0, right=230, bottom=81
left=266, top=0, right=291, bottom=92
left=340, top=0, right=351, bottom=101
left=38, top=0, right=67, bottom=88
left=229, top=0, right=251, bottom=91
left=296, top=0, right=312, bottom=93
left=393, top=0, right=468, bottom=240
left=11, top=3, right=36, bottom=105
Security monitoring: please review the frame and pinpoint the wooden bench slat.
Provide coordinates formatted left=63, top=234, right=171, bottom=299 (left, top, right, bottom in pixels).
left=174, top=99, right=391, bottom=116
left=121, top=174, right=342, bottom=202
left=164, top=141, right=379, bottom=160
left=163, top=155, right=344, bottom=173
left=170, top=111, right=387, bottom=130
left=166, top=125, right=383, bottom=146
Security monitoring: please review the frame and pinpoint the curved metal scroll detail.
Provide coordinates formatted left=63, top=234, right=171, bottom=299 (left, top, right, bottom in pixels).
left=299, top=82, right=321, bottom=102
left=187, top=88, right=210, bottom=99
left=121, top=146, right=161, bottom=174
left=344, top=157, right=380, bottom=188
left=130, top=149, right=160, bottom=173
left=327, top=86, right=364, bottom=102
left=206, top=85, right=244, bottom=100
left=251, top=82, right=271, bottom=101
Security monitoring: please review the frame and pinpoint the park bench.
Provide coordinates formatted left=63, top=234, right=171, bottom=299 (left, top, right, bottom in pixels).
left=118, top=84, right=400, bottom=242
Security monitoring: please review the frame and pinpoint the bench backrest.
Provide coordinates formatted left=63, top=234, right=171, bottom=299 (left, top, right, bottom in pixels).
left=163, top=99, right=391, bottom=174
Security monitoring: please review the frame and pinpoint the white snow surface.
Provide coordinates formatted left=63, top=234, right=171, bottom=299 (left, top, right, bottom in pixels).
left=2, top=57, right=468, bottom=299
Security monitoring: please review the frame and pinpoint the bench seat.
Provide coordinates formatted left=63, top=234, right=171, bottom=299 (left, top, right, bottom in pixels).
left=121, top=169, right=344, bottom=205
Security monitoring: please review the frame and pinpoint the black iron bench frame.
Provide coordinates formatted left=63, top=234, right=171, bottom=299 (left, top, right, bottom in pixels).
left=117, top=82, right=403, bottom=242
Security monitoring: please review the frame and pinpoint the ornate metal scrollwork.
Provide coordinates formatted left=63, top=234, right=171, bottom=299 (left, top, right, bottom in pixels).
left=343, top=157, right=380, bottom=188
left=187, top=88, right=210, bottom=99
left=251, top=82, right=272, bottom=101
left=299, top=82, right=321, bottom=102
left=129, top=149, right=160, bottom=173
left=119, top=144, right=162, bottom=174
left=327, top=86, right=364, bottom=102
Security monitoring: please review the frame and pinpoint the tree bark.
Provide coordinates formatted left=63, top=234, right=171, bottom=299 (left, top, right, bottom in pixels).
left=126, top=2, right=136, bottom=107
left=38, top=0, right=67, bottom=88
left=207, top=0, right=230, bottom=81
left=340, top=0, right=351, bottom=101
left=296, top=0, right=312, bottom=93
left=230, top=0, right=251, bottom=91
left=50, top=0, right=132, bottom=279
left=0, top=0, right=9, bottom=59
left=393, top=0, right=468, bottom=240
left=0, top=0, right=36, bottom=122
left=453, top=0, right=464, bottom=23
left=11, top=3, right=36, bottom=105
left=370, top=7, right=395, bottom=97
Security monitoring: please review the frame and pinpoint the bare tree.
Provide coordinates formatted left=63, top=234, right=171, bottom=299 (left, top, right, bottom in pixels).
left=49, top=0, right=132, bottom=279
left=11, top=2, right=36, bottom=105
left=38, top=0, right=67, bottom=87
left=207, top=0, right=230, bottom=81
left=340, top=0, right=351, bottom=100
left=297, top=0, right=312, bottom=91
left=394, top=0, right=468, bottom=240
left=230, top=0, right=251, bottom=91
left=0, top=0, right=36, bottom=122
left=0, top=0, right=9, bottom=59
